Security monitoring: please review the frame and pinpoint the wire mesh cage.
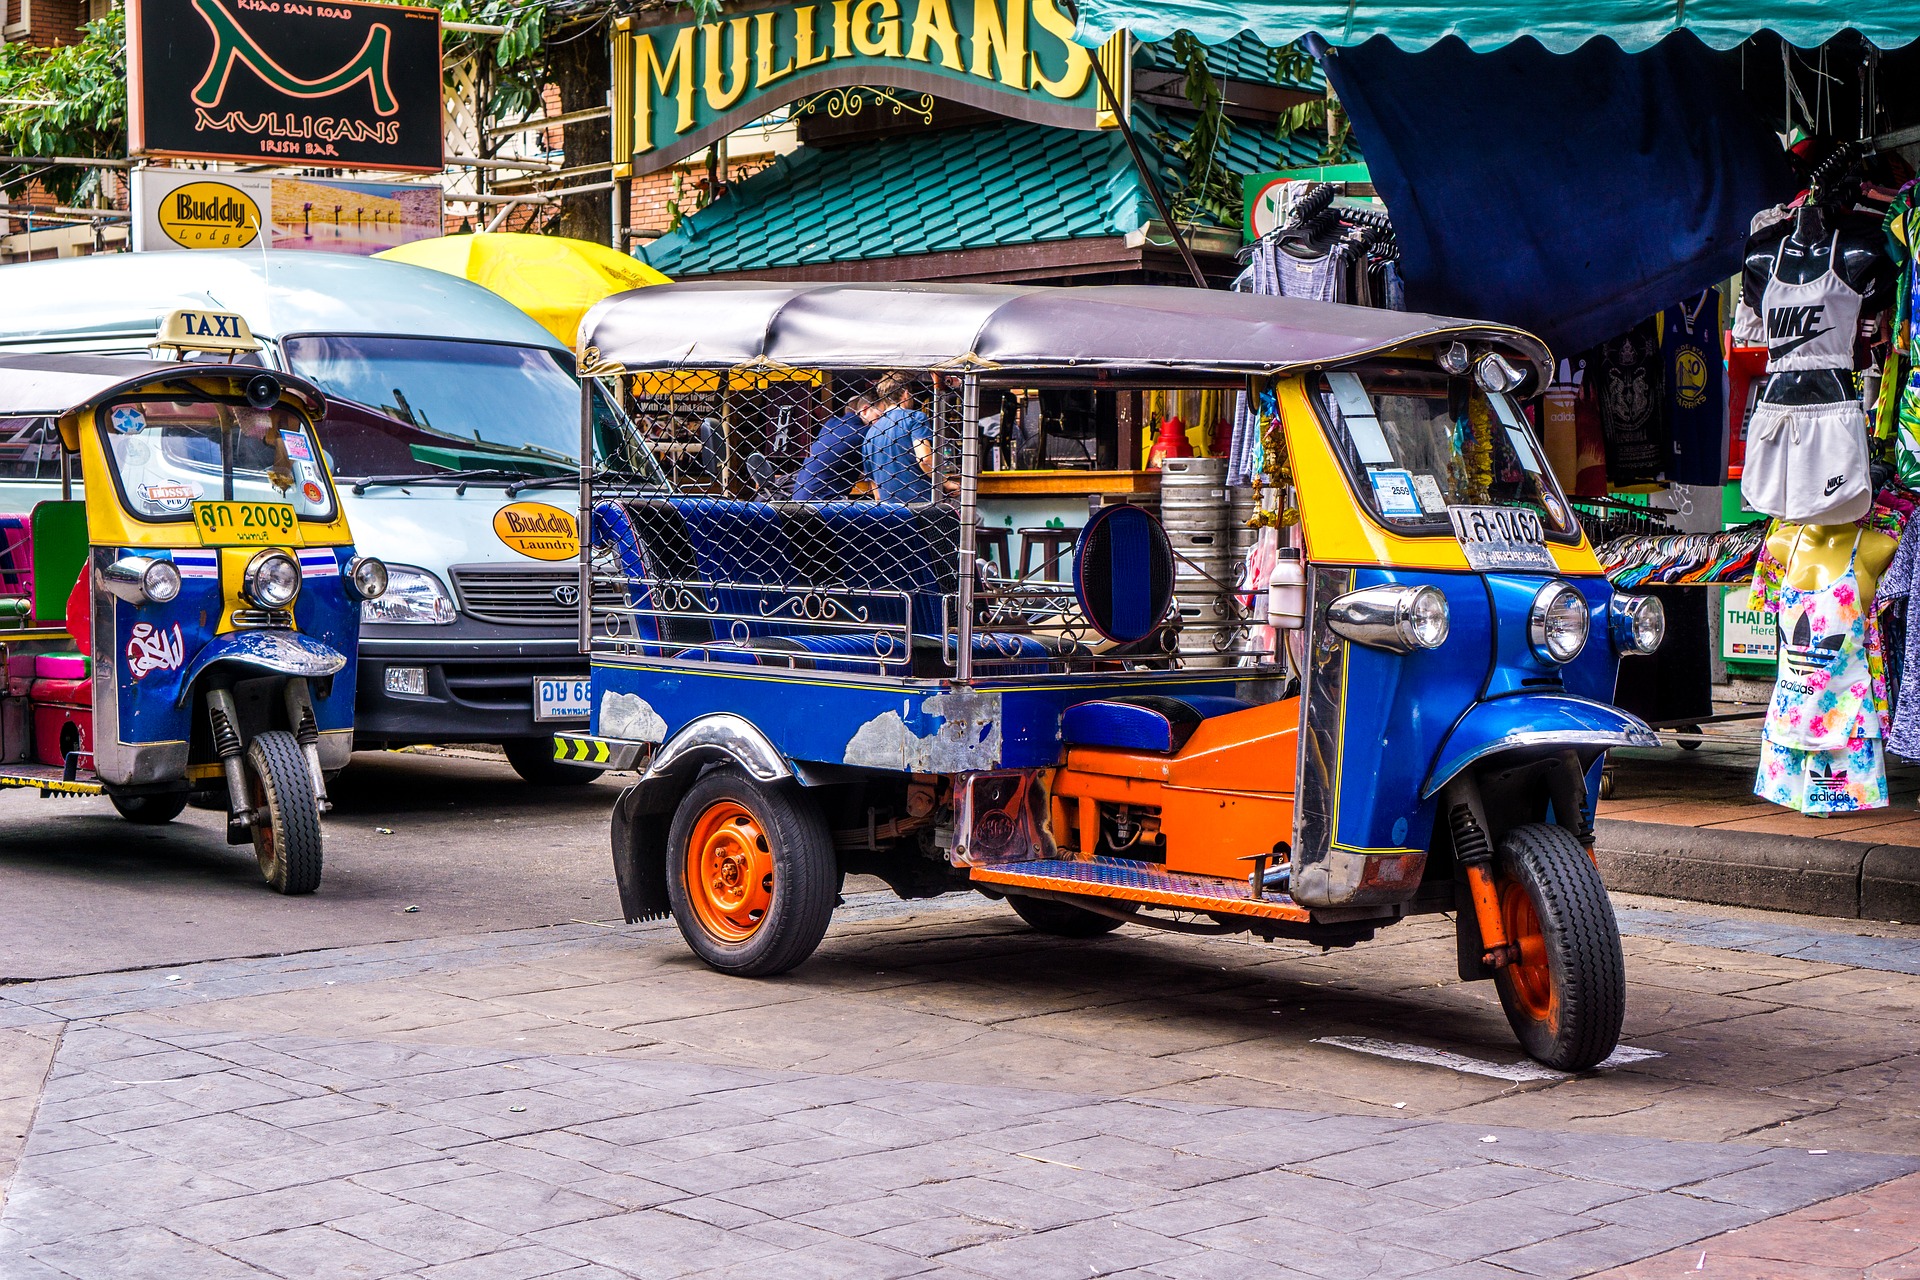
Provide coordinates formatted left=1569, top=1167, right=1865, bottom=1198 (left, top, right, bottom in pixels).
left=585, top=365, right=1280, bottom=682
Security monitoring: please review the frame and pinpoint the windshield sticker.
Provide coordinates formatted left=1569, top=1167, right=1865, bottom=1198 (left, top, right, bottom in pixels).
left=126, top=622, right=185, bottom=680
left=1323, top=374, right=1394, bottom=466
left=109, top=406, right=146, bottom=433
left=301, top=480, right=325, bottom=505
left=1410, top=474, right=1449, bottom=514
left=494, top=501, right=580, bottom=561
left=281, top=430, right=314, bottom=462
left=140, top=483, right=200, bottom=514
left=1368, top=468, right=1423, bottom=519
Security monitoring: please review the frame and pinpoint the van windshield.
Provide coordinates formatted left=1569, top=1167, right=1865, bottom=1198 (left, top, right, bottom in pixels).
left=1312, top=364, right=1577, bottom=540
left=283, top=335, right=587, bottom=479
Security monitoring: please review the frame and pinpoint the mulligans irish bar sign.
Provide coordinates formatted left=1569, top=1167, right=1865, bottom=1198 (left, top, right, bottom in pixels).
left=127, top=0, right=443, bottom=172
left=614, top=0, right=1118, bottom=175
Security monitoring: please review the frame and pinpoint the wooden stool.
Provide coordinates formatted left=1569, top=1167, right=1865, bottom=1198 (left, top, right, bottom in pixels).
left=975, top=527, right=1012, bottom=579
left=1019, top=526, right=1079, bottom=580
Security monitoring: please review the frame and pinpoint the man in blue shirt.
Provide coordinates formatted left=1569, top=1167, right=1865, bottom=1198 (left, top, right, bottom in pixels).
left=861, top=372, right=934, bottom=503
left=792, top=393, right=876, bottom=501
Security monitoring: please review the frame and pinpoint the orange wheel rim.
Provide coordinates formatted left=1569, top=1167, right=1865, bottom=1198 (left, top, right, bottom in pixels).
left=685, top=800, right=774, bottom=943
left=1499, top=880, right=1555, bottom=1022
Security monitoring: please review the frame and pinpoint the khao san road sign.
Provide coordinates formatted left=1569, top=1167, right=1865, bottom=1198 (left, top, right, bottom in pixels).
left=613, top=0, right=1123, bottom=176
left=126, top=0, right=443, bottom=173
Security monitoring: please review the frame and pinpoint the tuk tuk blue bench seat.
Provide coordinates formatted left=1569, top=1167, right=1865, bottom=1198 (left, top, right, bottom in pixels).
left=1062, top=694, right=1253, bottom=754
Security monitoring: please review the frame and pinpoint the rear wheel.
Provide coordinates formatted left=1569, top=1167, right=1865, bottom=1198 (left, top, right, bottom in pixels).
left=505, top=737, right=602, bottom=786
left=1492, top=823, right=1624, bottom=1071
left=109, top=791, right=189, bottom=825
left=666, top=769, right=836, bottom=976
left=1008, top=893, right=1126, bottom=937
left=247, top=730, right=323, bottom=895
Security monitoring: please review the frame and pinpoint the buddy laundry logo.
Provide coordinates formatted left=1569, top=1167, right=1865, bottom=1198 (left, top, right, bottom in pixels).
left=156, top=180, right=261, bottom=248
left=192, top=0, right=398, bottom=116
left=494, top=502, right=580, bottom=562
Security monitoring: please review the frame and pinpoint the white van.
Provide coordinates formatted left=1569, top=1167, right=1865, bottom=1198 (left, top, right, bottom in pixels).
left=0, top=250, right=664, bottom=783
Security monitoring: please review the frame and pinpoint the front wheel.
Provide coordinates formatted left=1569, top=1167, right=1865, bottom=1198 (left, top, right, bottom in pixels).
left=666, top=769, right=837, bottom=977
left=1492, top=823, right=1625, bottom=1071
left=247, top=730, right=323, bottom=895
left=110, top=791, right=189, bottom=825
left=504, top=737, right=602, bottom=786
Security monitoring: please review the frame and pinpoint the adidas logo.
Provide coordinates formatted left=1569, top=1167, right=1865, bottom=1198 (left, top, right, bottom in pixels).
left=1780, top=611, right=1846, bottom=674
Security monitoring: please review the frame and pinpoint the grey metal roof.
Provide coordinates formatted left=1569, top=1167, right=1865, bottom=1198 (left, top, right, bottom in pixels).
left=0, top=353, right=325, bottom=419
left=0, top=251, right=565, bottom=353
left=578, top=282, right=1552, bottom=376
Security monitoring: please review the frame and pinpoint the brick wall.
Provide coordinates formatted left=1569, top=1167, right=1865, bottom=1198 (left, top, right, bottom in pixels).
left=15, top=0, right=88, bottom=46
left=629, top=157, right=772, bottom=246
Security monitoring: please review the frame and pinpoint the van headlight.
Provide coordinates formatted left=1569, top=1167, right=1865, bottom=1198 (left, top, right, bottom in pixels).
left=243, top=550, right=301, bottom=610
left=1611, top=593, right=1665, bottom=655
left=363, top=564, right=455, bottom=624
left=1529, top=581, right=1589, bottom=664
left=1328, top=584, right=1450, bottom=654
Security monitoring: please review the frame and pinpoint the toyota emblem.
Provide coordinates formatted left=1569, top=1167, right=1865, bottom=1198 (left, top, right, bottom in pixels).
left=553, top=584, right=581, bottom=607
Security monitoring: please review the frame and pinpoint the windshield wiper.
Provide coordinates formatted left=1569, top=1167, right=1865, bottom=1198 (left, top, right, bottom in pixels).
left=504, top=474, right=582, bottom=497
left=348, top=469, right=527, bottom=495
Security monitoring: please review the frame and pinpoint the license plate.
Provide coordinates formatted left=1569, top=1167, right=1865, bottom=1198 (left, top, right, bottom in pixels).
left=1448, top=505, right=1555, bottom=572
left=193, top=500, right=302, bottom=547
left=534, top=677, right=592, bottom=722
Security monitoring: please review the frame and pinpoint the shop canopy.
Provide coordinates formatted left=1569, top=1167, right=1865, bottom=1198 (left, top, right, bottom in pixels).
left=1070, top=1, right=1917, bottom=54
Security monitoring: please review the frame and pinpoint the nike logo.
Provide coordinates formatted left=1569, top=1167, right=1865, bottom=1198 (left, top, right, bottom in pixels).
left=1825, top=475, right=1846, bottom=496
left=1768, top=327, right=1834, bottom=358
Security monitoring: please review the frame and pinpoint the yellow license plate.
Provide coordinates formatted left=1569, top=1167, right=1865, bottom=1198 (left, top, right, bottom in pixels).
left=193, top=501, right=302, bottom=547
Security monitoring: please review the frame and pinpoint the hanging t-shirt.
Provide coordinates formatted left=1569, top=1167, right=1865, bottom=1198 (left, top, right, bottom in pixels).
left=1595, top=319, right=1668, bottom=485
left=1568, top=353, right=1609, bottom=497
left=1662, top=291, right=1727, bottom=486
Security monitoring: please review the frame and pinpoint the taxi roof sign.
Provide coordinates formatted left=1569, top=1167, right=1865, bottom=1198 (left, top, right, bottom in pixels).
left=151, top=308, right=261, bottom=356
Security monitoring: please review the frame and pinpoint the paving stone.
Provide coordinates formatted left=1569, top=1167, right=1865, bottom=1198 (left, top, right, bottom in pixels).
left=165, top=1179, right=399, bottom=1244
left=1184, top=1215, right=1454, bottom=1280
left=401, top=1170, right=621, bottom=1234
left=1379, top=1204, right=1606, bottom=1263
left=1487, top=1222, right=1684, bottom=1277
left=335, top=1201, right=518, bottom=1265
left=413, top=1244, right=596, bottom=1280
left=223, top=1222, right=424, bottom=1278
left=530, top=1208, right=784, bottom=1278
left=26, top=1223, right=265, bottom=1280
left=940, top=1218, right=1198, bottom=1278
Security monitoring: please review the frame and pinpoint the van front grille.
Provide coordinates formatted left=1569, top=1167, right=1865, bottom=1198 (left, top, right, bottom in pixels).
left=449, top=564, right=614, bottom=627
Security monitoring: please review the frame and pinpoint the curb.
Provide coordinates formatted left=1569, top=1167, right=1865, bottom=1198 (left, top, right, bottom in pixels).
left=1594, top=819, right=1919, bottom=923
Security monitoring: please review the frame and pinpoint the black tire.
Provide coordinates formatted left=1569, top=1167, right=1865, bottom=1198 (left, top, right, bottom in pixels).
left=665, top=768, right=837, bottom=977
left=505, top=737, right=602, bottom=786
left=1008, top=893, right=1126, bottom=937
left=1677, top=726, right=1703, bottom=752
left=247, top=730, right=323, bottom=895
left=1491, top=822, right=1625, bottom=1071
left=110, top=791, right=189, bottom=825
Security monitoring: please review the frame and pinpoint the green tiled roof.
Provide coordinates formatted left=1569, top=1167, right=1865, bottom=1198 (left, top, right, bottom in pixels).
left=641, top=105, right=1343, bottom=279
left=1136, top=33, right=1325, bottom=94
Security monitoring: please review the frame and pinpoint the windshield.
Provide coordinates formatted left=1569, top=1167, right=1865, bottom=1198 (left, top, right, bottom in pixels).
left=284, top=335, right=584, bottom=478
left=1313, top=365, right=1576, bottom=540
left=97, top=397, right=337, bottom=523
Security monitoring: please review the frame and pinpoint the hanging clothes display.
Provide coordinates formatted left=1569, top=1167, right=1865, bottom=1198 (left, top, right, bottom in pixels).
left=1873, top=511, right=1920, bottom=760
left=1661, top=291, right=1727, bottom=485
left=1754, top=529, right=1889, bottom=815
left=1594, top=320, right=1667, bottom=484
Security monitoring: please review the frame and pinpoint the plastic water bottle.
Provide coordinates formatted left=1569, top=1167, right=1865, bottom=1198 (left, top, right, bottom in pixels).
left=1267, top=547, right=1305, bottom=630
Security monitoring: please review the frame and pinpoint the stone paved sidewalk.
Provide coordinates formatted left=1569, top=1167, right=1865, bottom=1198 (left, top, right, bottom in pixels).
left=3, top=893, right=1918, bottom=1279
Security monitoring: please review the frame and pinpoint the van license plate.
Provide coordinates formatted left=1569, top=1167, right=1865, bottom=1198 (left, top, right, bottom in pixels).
left=534, top=678, right=592, bottom=722
left=194, top=501, right=302, bottom=547
left=1448, top=506, right=1555, bottom=572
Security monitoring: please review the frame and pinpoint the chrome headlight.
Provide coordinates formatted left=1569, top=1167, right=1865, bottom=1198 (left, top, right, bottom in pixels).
left=345, top=555, right=389, bottom=602
left=1328, top=584, right=1451, bottom=654
left=100, top=555, right=182, bottom=605
left=1528, top=580, right=1589, bottom=664
left=1610, top=592, right=1665, bottom=656
left=243, top=550, right=301, bottom=610
left=1474, top=351, right=1527, bottom=393
left=363, top=564, right=455, bottom=625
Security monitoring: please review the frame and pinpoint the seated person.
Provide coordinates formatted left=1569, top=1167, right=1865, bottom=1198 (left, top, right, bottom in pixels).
left=861, top=372, right=934, bottom=504
left=792, top=393, right=877, bottom=501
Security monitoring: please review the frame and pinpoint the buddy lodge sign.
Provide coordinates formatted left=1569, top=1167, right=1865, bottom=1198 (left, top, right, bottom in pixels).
left=614, top=0, right=1121, bottom=175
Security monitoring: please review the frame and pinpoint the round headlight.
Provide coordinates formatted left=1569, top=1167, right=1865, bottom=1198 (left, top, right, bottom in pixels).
left=245, top=550, right=301, bottom=610
left=1400, top=585, right=1451, bottom=651
left=1611, top=593, right=1665, bottom=656
left=1436, top=340, right=1471, bottom=375
left=1474, top=351, right=1527, bottom=394
left=348, top=555, right=389, bottom=601
left=1529, top=581, right=1589, bottom=664
left=143, top=559, right=182, bottom=604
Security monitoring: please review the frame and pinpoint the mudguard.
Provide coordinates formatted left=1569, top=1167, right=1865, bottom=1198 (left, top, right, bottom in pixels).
left=174, top=630, right=347, bottom=706
left=1424, top=694, right=1657, bottom=799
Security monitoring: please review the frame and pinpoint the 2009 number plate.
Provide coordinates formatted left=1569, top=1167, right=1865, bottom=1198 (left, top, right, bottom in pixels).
left=193, top=501, right=301, bottom=547
left=1448, top=505, right=1555, bottom=572
left=534, top=677, right=591, bottom=722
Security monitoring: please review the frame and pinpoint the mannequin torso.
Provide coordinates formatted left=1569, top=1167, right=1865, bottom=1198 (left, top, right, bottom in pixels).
left=1769, top=521, right=1897, bottom=600
left=1742, top=204, right=1894, bottom=406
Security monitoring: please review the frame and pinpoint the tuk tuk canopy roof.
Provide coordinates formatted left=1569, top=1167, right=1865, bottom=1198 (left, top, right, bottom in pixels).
left=1067, top=0, right=1916, bottom=53
left=576, top=283, right=1551, bottom=378
left=0, top=353, right=325, bottom=419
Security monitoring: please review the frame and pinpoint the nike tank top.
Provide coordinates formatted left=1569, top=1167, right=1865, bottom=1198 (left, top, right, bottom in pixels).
left=1761, top=231, right=1862, bottom=374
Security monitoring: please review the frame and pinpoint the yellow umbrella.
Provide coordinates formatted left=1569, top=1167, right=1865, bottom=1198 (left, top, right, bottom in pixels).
left=376, top=232, right=670, bottom=347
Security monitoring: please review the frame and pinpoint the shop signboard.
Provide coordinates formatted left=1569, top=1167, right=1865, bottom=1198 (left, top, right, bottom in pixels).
left=131, top=169, right=444, bottom=255
left=126, top=0, right=443, bottom=173
left=1721, top=590, right=1777, bottom=665
left=613, top=0, right=1116, bottom=175
left=1242, top=163, right=1372, bottom=241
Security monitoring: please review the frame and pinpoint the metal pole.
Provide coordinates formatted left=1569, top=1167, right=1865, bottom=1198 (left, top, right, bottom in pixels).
left=578, top=374, right=593, bottom=656
left=955, top=374, right=980, bottom=685
left=1088, top=53, right=1209, bottom=290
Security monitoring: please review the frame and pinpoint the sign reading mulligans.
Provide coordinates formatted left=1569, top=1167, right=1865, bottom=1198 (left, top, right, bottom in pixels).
left=614, top=0, right=1110, bottom=176
left=126, top=0, right=442, bottom=172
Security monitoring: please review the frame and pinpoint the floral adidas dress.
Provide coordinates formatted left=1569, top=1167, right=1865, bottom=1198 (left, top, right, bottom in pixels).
left=1755, top=531, right=1888, bottom=814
